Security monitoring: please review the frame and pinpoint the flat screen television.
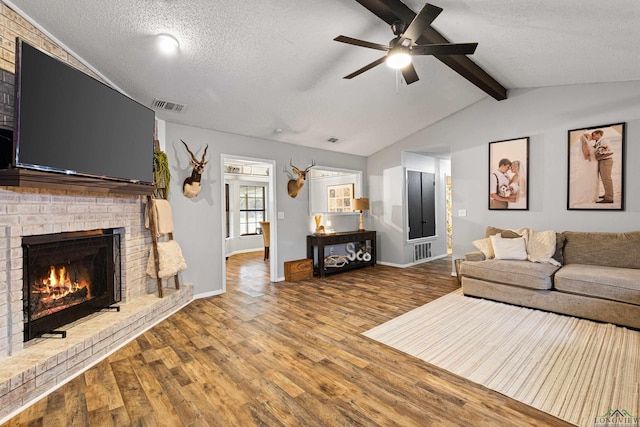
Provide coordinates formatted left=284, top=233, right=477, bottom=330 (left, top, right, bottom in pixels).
left=10, top=38, right=155, bottom=184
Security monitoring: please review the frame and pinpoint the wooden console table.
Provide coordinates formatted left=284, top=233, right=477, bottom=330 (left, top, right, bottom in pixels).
left=307, top=230, right=376, bottom=278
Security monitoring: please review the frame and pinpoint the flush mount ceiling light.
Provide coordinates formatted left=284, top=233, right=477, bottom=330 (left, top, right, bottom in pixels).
left=386, top=46, right=411, bottom=69
left=156, top=33, right=180, bottom=55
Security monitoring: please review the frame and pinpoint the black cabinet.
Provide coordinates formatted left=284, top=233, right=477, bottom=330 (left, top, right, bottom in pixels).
left=407, top=170, right=435, bottom=239
left=307, top=231, right=376, bottom=278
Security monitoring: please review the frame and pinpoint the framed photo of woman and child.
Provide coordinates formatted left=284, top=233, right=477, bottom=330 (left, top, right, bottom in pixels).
left=488, top=137, right=529, bottom=210
left=567, top=122, right=625, bottom=211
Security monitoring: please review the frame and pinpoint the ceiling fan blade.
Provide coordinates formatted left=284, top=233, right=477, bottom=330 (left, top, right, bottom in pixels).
left=412, top=42, right=478, bottom=56
left=403, top=3, right=442, bottom=44
left=343, top=56, right=387, bottom=79
left=334, top=35, right=389, bottom=51
left=355, top=0, right=415, bottom=26
left=401, top=63, right=419, bottom=85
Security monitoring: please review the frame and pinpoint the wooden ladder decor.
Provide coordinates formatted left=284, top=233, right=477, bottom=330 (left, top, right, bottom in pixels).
left=147, top=195, right=181, bottom=298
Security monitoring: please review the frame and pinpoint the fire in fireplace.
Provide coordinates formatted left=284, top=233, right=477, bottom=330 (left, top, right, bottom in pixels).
left=30, top=264, right=92, bottom=320
left=22, top=230, right=121, bottom=341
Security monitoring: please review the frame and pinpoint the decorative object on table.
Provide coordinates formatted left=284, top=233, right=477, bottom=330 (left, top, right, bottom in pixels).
left=353, top=198, right=369, bottom=231
left=346, top=242, right=372, bottom=262
left=327, top=183, right=354, bottom=212
left=180, top=139, right=208, bottom=198
left=567, top=122, right=625, bottom=211
left=314, top=214, right=325, bottom=234
left=324, top=254, right=349, bottom=268
left=152, top=141, right=171, bottom=199
left=488, top=137, right=529, bottom=210
left=285, top=159, right=315, bottom=198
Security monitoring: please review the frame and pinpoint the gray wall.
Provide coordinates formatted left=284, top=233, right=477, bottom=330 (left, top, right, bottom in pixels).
left=165, top=122, right=366, bottom=296
left=368, top=80, right=640, bottom=264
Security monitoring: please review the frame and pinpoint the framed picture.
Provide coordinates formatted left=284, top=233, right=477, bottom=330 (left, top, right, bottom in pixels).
left=488, top=137, right=529, bottom=210
left=567, top=122, right=625, bottom=210
left=327, top=183, right=354, bottom=212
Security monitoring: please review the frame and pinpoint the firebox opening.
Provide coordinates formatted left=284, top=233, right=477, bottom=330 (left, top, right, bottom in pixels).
left=22, top=229, right=122, bottom=341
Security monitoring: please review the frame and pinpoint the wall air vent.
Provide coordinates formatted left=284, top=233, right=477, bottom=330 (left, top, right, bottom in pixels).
left=413, top=241, right=432, bottom=262
left=152, top=98, right=187, bottom=113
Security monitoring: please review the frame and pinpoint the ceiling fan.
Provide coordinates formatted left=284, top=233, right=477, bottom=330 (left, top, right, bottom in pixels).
left=334, top=3, right=478, bottom=85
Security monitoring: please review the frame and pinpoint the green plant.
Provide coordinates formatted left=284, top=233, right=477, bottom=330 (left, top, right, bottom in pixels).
left=153, top=149, right=171, bottom=198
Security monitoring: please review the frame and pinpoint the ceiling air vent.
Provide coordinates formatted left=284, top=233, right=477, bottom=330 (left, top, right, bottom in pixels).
left=152, top=98, right=187, bottom=113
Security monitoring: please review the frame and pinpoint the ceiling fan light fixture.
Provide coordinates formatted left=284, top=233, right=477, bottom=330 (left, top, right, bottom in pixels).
left=156, top=33, right=180, bottom=55
left=386, top=47, right=411, bottom=69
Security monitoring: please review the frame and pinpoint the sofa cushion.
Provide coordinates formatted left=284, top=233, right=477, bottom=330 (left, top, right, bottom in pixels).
left=461, top=259, right=560, bottom=290
left=555, top=264, right=640, bottom=305
left=562, top=231, right=640, bottom=269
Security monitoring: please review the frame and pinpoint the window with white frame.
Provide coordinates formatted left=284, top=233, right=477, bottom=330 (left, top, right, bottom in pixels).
left=239, top=185, right=265, bottom=235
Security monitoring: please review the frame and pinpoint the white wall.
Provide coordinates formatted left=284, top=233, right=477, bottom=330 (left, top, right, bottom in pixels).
left=368, top=80, right=640, bottom=264
left=165, top=123, right=366, bottom=296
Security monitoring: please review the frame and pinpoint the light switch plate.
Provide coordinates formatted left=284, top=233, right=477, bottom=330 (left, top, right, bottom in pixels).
left=277, top=211, right=285, bottom=220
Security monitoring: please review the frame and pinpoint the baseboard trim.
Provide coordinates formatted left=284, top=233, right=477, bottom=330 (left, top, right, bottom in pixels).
left=378, top=254, right=448, bottom=269
left=194, top=289, right=225, bottom=299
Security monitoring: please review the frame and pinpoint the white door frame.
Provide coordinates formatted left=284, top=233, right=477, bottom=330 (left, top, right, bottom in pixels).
left=220, top=154, right=277, bottom=292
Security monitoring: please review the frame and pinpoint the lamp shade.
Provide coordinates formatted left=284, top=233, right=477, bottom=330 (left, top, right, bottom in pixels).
left=353, top=198, right=369, bottom=211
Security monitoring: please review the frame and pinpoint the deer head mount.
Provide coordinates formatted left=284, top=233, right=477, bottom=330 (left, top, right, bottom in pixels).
left=181, top=139, right=208, bottom=198
left=285, top=159, right=315, bottom=198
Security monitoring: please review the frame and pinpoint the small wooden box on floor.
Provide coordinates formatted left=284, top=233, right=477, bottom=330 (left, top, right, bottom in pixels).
left=284, top=259, right=313, bottom=281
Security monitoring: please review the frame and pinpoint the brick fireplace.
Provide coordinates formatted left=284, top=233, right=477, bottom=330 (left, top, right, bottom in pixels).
left=0, top=186, right=192, bottom=419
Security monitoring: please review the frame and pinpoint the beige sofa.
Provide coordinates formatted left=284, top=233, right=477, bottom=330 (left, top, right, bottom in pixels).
left=461, top=227, right=640, bottom=329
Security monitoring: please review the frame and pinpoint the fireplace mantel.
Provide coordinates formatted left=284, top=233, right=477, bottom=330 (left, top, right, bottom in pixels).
left=0, top=168, right=154, bottom=195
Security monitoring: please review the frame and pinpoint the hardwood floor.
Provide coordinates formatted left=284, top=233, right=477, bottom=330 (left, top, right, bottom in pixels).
left=2, top=252, right=572, bottom=426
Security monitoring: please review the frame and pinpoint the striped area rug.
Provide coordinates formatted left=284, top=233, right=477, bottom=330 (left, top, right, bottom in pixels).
left=364, top=290, right=640, bottom=427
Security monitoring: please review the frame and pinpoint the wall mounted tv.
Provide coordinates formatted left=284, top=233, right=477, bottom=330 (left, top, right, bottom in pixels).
left=11, top=38, right=155, bottom=184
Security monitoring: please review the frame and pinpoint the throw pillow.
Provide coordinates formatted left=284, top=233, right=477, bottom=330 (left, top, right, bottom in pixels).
left=490, top=235, right=528, bottom=260
left=486, top=226, right=505, bottom=237
left=553, top=233, right=566, bottom=265
left=501, top=230, right=521, bottom=239
left=527, top=229, right=561, bottom=266
left=472, top=237, right=494, bottom=259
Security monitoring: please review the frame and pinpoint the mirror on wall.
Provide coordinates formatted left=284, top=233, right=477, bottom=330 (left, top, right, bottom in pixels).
left=308, top=166, right=363, bottom=215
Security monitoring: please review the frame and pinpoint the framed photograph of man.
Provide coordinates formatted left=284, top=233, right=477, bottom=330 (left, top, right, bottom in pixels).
left=488, top=137, right=529, bottom=210
left=567, top=122, right=625, bottom=210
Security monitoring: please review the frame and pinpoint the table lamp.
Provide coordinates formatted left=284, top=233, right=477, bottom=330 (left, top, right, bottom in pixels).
left=353, top=198, right=369, bottom=232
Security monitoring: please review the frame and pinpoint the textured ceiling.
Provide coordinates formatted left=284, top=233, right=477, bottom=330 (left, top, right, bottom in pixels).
left=7, top=0, right=640, bottom=156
